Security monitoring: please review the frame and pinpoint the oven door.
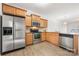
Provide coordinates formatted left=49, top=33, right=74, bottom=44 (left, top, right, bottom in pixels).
left=34, top=33, right=40, bottom=39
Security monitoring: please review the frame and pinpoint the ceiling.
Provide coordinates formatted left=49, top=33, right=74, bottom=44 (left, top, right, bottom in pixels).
left=8, top=3, right=79, bottom=22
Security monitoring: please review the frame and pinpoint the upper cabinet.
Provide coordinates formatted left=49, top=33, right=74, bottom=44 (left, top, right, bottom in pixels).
left=15, top=8, right=26, bottom=17
left=40, top=18, right=48, bottom=28
left=2, top=4, right=15, bottom=15
left=44, top=20, right=48, bottom=28
left=31, top=14, right=40, bottom=27
left=2, top=3, right=27, bottom=17
left=31, top=14, right=38, bottom=22
left=31, top=14, right=40, bottom=22
left=40, top=18, right=44, bottom=27
left=25, top=15, right=32, bottom=27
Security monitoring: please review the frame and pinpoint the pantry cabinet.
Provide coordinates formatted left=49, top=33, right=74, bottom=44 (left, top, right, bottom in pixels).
left=25, top=15, right=32, bottom=26
left=2, top=3, right=26, bottom=17
left=25, top=33, right=33, bottom=45
left=46, top=32, right=59, bottom=46
left=41, top=32, right=46, bottom=41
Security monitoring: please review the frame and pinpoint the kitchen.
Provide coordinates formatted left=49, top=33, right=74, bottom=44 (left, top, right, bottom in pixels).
left=0, top=3, right=79, bottom=56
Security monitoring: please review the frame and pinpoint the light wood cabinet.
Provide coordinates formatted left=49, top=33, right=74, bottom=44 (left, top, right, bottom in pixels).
left=2, top=4, right=15, bottom=15
left=25, top=33, right=33, bottom=45
left=2, top=3, right=26, bottom=17
left=40, top=18, right=46, bottom=28
left=36, top=15, right=40, bottom=23
left=31, top=14, right=37, bottom=22
left=44, top=20, right=48, bottom=28
left=16, top=8, right=26, bottom=17
left=40, top=18, right=44, bottom=27
left=41, top=32, right=46, bottom=41
left=31, top=14, right=40, bottom=22
left=46, top=32, right=59, bottom=46
left=25, top=15, right=32, bottom=26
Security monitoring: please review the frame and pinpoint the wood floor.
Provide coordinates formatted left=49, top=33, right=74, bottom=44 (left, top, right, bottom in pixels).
left=1, top=41, right=75, bottom=56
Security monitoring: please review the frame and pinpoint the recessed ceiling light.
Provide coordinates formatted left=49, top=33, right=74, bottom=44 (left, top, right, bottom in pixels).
left=64, top=22, right=67, bottom=24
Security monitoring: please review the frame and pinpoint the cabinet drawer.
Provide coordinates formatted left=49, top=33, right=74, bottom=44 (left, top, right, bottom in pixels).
left=26, top=41, right=32, bottom=45
left=25, top=15, right=32, bottom=26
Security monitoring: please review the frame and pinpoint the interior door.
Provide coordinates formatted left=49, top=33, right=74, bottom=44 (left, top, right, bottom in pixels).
left=14, top=17, right=25, bottom=49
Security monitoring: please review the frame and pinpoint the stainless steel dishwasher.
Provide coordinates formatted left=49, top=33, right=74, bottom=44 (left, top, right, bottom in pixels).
left=59, top=34, right=74, bottom=51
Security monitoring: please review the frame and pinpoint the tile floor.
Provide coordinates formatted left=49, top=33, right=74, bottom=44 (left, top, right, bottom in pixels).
left=1, top=41, right=76, bottom=56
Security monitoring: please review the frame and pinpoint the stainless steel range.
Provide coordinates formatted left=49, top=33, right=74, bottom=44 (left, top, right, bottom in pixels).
left=30, top=29, right=41, bottom=44
left=33, top=32, right=41, bottom=44
left=0, top=15, right=25, bottom=54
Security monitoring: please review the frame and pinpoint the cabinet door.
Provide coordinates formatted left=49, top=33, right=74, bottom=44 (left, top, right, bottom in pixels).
left=46, top=32, right=59, bottom=46
left=16, top=8, right=26, bottom=17
left=2, top=4, right=15, bottom=15
left=25, top=15, right=32, bottom=26
left=36, top=16, right=40, bottom=23
left=25, top=33, right=33, bottom=45
left=41, top=32, right=46, bottom=41
left=40, top=19, right=45, bottom=28
left=31, top=15, right=37, bottom=22
left=45, top=20, right=48, bottom=28
left=44, top=20, right=48, bottom=28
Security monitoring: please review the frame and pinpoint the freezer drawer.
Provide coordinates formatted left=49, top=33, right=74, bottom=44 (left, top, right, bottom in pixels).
left=2, top=36, right=13, bottom=52
left=14, top=39, right=25, bottom=49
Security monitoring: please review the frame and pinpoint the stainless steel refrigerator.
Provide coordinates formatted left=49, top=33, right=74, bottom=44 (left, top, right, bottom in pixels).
left=0, top=15, right=25, bottom=53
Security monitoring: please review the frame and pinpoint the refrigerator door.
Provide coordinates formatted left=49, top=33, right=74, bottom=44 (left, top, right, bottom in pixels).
left=2, top=35, right=13, bottom=52
left=2, top=15, right=13, bottom=52
left=14, top=17, right=25, bottom=49
left=0, top=16, right=2, bottom=52
left=2, top=15, right=13, bottom=27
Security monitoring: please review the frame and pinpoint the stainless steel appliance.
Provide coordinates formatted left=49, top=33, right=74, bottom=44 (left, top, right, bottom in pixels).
left=0, top=16, right=2, bottom=52
left=30, top=28, right=41, bottom=44
left=2, top=15, right=14, bottom=53
left=0, top=15, right=25, bottom=53
left=59, top=34, right=74, bottom=51
left=32, top=21, right=40, bottom=27
left=33, top=32, right=41, bottom=44
left=13, top=17, right=25, bottom=49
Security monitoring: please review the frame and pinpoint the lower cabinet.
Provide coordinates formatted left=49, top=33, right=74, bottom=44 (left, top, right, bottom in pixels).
left=25, top=33, right=33, bottom=45
left=41, top=32, right=46, bottom=41
left=46, top=32, right=59, bottom=46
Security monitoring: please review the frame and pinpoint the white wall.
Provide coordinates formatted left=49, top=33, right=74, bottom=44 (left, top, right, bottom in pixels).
left=67, top=21, right=79, bottom=33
